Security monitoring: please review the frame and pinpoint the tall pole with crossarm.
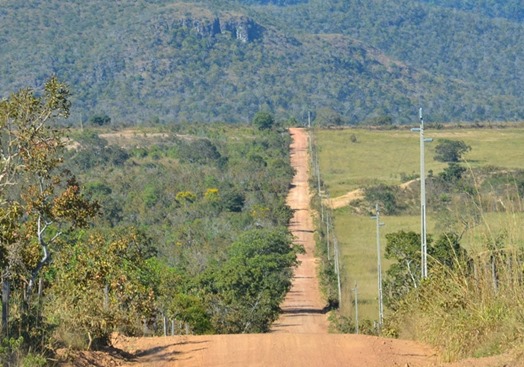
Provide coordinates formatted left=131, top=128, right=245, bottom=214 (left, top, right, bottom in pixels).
left=371, top=203, right=384, bottom=328
left=411, top=108, right=432, bottom=279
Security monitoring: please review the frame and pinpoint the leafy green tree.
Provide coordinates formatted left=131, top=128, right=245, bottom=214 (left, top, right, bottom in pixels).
left=175, top=138, right=222, bottom=165
left=66, top=131, right=129, bottom=169
left=88, top=114, right=111, bottom=126
left=383, top=231, right=424, bottom=309
left=252, top=112, right=275, bottom=130
left=431, top=232, right=469, bottom=269
left=48, top=229, right=157, bottom=348
left=438, top=162, right=467, bottom=183
left=84, top=181, right=122, bottom=227
left=202, top=228, right=302, bottom=333
left=315, top=107, right=344, bottom=126
left=361, top=115, right=393, bottom=126
left=364, top=184, right=399, bottom=215
left=383, top=230, right=469, bottom=309
left=434, top=139, right=471, bottom=163
left=150, top=260, right=213, bottom=335
left=0, top=78, right=99, bottom=338
left=220, top=189, right=245, bottom=212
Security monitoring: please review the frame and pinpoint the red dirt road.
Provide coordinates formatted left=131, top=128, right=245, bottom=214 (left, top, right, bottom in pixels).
left=270, top=127, right=328, bottom=334
left=114, top=128, right=447, bottom=367
left=118, top=333, right=438, bottom=367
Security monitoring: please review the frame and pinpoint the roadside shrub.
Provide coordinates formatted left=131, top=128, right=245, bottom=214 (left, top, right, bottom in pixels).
left=328, top=312, right=354, bottom=333
left=388, top=211, right=524, bottom=362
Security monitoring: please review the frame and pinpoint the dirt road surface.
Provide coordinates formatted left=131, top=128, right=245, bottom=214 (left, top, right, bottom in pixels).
left=270, top=127, right=328, bottom=334
left=101, top=128, right=516, bottom=367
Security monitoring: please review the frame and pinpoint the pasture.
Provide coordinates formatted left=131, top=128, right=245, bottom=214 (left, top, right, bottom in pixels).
left=316, top=126, right=524, bottom=197
left=315, top=125, right=524, bottom=325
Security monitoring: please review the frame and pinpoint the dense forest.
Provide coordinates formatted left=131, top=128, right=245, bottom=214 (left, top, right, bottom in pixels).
left=0, top=79, right=299, bottom=364
left=1, top=0, right=523, bottom=124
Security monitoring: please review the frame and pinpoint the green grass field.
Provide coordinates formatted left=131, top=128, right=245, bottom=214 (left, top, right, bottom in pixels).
left=316, top=127, right=524, bottom=197
left=334, top=208, right=438, bottom=322
left=316, top=126, right=524, bottom=325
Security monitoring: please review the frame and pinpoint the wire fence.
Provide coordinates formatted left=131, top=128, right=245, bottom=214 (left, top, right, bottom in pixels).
left=308, top=128, right=343, bottom=308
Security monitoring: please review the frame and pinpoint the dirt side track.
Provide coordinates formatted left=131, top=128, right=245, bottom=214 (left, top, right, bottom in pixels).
left=99, top=128, right=517, bottom=367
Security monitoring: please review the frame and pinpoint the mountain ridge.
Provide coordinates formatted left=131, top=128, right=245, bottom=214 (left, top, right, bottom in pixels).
left=1, top=0, right=522, bottom=124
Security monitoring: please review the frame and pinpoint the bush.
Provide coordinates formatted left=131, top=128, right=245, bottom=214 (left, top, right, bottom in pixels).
left=328, top=312, right=354, bottom=333
left=202, top=229, right=301, bottom=333
left=438, top=163, right=466, bottom=183
left=362, top=115, right=393, bottom=126
left=221, top=190, right=245, bottom=212
left=434, top=139, right=471, bottom=162
left=176, top=138, right=221, bottom=164
left=252, top=111, right=274, bottom=130
left=364, top=184, right=400, bottom=215
left=88, top=114, right=111, bottom=126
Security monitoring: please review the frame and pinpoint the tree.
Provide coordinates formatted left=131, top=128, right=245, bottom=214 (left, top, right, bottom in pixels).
left=361, top=115, right=393, bottom=126
left=66, top=131, right=130, bottom=169
left=0, top=78, right=98, bottom=338
left=202, top=228, right=301, bottom=333
left=149, top=260, right=213, bottom=335
left=364, top=184, right=399, bottom=215
left=383, top=230, right=469, bottom=309
left=434, top=139, right=471, bottom=163
left=175, top=138, right=222, bottom=165
left=252, top=112, right=274, bottom=130
left=220, top=189, right=245, bottom=212
left=88, top=113, right=111, bottom=126
left=383, top=231, right=424, bottom=309
left=315, top=107, right=344, bottom=126
left=438, top=162, right=466, bottom=183
left=48, top=229, right=157, bottom=348
left=431, top=232, right=469, bottom=269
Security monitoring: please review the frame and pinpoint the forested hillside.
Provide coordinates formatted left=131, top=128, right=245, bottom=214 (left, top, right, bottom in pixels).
left=1, top=0, right=523, bottom=124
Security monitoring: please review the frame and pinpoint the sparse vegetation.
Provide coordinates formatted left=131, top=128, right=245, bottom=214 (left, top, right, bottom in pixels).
left=317, top=126, right=524, bottom=360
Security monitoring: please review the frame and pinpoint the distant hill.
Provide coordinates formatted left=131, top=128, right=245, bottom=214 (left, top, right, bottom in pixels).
left=1, top=0, right=523, bottom=124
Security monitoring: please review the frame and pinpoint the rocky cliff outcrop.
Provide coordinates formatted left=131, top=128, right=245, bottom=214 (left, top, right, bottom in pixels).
left=149, top=5, right=264, bottom=43
left=178, top=17, right=222, bottom=38
left=238, top=0, right=308, bottom=5
left=220, top=14, right=264, bottom=43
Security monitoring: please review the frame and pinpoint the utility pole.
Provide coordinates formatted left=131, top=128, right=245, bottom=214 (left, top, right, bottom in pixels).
left=314, top=147, right=328, bottom=261
left=371, top=203, right=385, bottom=329
left=333, top=235, right=342, bottom=308
left=326, top=207, right=330, bottom=260
left=353, top=282, right=359, bottom=334
left=411, top=108, right=432, bottom=279
left=315, top=151, right=324, bottom=224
